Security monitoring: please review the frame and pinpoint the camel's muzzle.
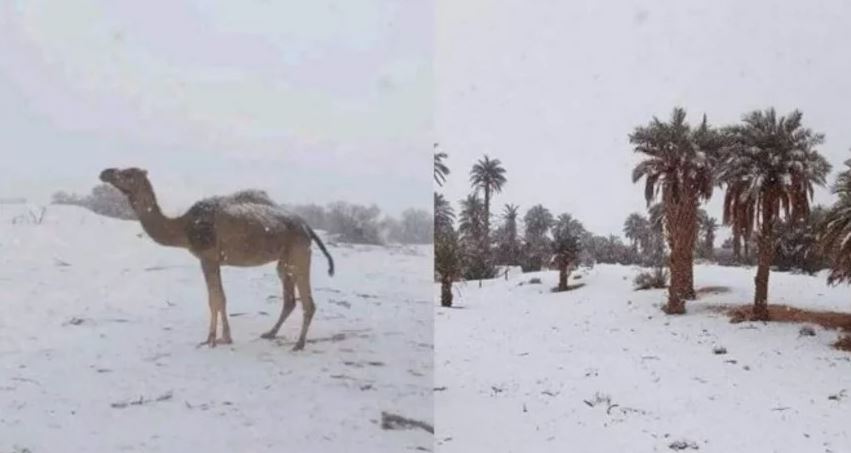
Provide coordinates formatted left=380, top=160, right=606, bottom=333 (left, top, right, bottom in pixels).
left=100, top=168, right=117, bottom=183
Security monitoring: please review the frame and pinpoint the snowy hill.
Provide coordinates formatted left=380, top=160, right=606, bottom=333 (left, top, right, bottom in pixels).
left=436, top=264, right=851, bottom=453
left=0, top=205, right=433, bottom=452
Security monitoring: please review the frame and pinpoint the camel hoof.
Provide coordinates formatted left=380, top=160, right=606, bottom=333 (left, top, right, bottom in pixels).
left=260, top=332, right=277, bottom=340
left=216, top=337, right=233, bottom=345
left=292, top=342, right=305, bottom=351
left=197, top=333, right=217, bottom=348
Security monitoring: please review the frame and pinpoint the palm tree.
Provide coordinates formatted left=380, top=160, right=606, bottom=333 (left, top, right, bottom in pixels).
left=435, top=232, right=461, bottom=307
left=434, top=193, right=454, bottom=234
left=630, top=108, right=722, bottom=314
left=719, top=108, right=830, bottom=320
left=495, top=203, right=521, bottom=265
left=503, top=203, right=520, bottom=228
left=434, top=192, right=460, bottom=307
left=821, top=154, right=851, bottom=285
left=458, top=194, right=486, bottom=241
left=470, top=155, right=507, bottom=236
left=776, top=206, right=826, bottom=273
left=523, top=204, right=554, bottom=272
left=458, top=194, right=493, bottom=279
left=623, top=213, right=649, bottom=253
left=641, top=203, right=668, bottom=269
left=552, top=214, right=583, bottom=291
left=434, top=143, right=450, bottom=187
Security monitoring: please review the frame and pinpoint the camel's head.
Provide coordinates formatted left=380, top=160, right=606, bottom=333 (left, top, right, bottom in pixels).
left=99, top=167, right=151, bottom=196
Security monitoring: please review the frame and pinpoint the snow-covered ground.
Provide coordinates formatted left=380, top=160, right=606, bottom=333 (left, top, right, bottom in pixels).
left=436, top=263, right=851, bottom=453
left=0, top=205, right=433, bottom=452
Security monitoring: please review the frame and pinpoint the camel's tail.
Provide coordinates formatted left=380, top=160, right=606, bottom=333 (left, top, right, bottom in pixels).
left=306, top=225, right=335, bottom=276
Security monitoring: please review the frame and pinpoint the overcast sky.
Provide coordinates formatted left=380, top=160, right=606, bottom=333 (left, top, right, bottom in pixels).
left=0, top=0, right=431, bottom=214
left=437, top=0, right=851, bottom=238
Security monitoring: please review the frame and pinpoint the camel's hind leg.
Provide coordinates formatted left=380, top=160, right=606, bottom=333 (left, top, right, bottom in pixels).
left=199, top=258, right=232, bottom=347
left=290, top=247, right=315, bottom=351
left=261, top=260, right=297, bottom=339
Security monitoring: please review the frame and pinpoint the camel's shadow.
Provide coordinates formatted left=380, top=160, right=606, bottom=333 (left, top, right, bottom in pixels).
left=268, top=330, right=371, bottom=348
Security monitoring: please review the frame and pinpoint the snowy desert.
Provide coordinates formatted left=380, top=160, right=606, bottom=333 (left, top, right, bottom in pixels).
left=435, top=265, right=851, bottom=453
left=0, top=204, right=433, bottom=452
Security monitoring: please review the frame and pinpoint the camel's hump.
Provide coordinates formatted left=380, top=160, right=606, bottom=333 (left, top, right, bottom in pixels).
left=186, top=190, right=280, bottom=219
left=223, top=190, right=277, bottom=206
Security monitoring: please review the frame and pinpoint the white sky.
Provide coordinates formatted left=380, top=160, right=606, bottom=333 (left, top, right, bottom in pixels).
left=0, top=0, right=431, bottom=214
left=437, top=0, right=851, bottom=237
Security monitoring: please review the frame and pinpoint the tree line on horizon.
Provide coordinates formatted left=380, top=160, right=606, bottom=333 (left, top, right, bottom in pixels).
left=52, top=185, right=433, bottom=246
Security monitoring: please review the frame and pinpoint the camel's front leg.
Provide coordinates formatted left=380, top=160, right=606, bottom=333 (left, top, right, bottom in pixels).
left=199, top=259, right=231, bottom=347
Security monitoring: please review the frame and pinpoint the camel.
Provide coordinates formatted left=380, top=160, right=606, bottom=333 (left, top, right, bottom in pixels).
left=99, top=167, right=334, bottom=350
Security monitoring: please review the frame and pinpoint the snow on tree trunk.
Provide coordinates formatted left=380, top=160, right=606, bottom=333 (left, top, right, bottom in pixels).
left=662, top=196, right=681, bottom=314
left=753, top=220, right=774, bottom=320
left=733, top=228, right=741, bottom=261
left=558, top=267, right=568, bottom=291
left=662, top=193, right=695, bottom=314
left=441, top=279, right=453, bottom=307
left=683, top=200, right=698, bottom=300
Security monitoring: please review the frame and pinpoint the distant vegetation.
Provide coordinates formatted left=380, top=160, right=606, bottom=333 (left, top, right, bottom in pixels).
left=52, top=184, right=137, bottom=220
left=287, top=202, right=432, bottom=245
left=51, top=186, right=431, bottom=246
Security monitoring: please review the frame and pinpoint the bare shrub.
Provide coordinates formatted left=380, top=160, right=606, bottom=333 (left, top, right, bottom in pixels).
left=634, top=268, right=668, bottom=290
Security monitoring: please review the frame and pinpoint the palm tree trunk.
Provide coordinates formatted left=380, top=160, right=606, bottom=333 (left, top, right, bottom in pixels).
left=684, top=250, right=696, bottom=299
left=706, top=236, right=714, bottom=260
left=558, top=266, right=568, bottom=291
left=441, top=278, right=453, bottom=307
left=753, top=222, right=774, bottom=320
left=665, top=238, right=688, bottom=314
left=683, top=201, right=697, bottom=300
left=662, top=197, right=686, bottom=314
left=733, top=228, right=741, bottom=261
left=483, top=187, right=491, bottom=238
left=743, top=235, right=750, bottom=261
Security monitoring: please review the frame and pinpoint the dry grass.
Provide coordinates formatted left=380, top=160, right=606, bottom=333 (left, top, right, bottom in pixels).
left=695, top=286, right=731, bottom=297
left=714, top=304, right=851, bottom=352
left=834, top=335, right=851, bottom=352
left=723, top=304, right=851, bottom=330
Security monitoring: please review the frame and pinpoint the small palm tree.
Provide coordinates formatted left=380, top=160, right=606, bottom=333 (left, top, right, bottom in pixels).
left=719, top=108, right=830, bottom=320
left=434, top=192, right=460, bottom=307
left=434, top=143, right=450, bottom=187
left=552, top=214, right=583, bottom=291
left=435, top=228, right=462, bottom=307
left=623, top=212, right=649, bottom=253
left=458, top=194, right=486, bottom=241
left=495, top=203, right=521, bottom=265
left=523, top=204, right=554, bottom=272
left=434, top=193, right=454, bottom=234
left=503, top=203, right=520, bottom=226
left=458, top=194, right=493, bottom=279
left=470, top=155, right=507, bottom=236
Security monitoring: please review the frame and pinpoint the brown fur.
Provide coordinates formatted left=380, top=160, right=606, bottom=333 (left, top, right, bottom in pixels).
left=100, top=167, right=334, bottom=350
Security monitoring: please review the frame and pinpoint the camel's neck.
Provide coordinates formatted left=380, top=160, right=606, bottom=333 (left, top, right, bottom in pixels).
left=128, top=188, right=188, bottom=248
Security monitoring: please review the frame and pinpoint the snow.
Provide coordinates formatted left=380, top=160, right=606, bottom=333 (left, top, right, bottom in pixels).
left=436, top=263, right=851, bottom=453
left=0, top=205, right=432, bottom=452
